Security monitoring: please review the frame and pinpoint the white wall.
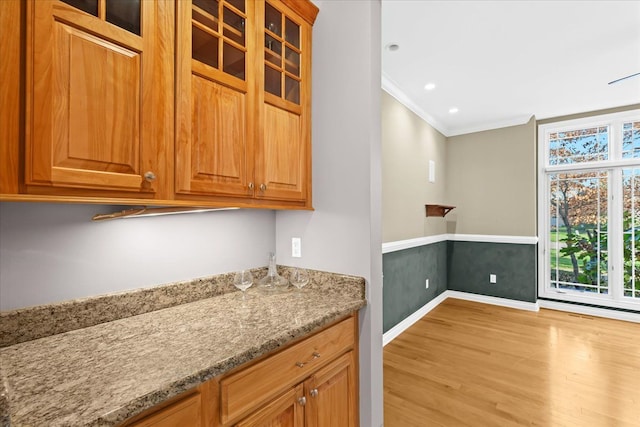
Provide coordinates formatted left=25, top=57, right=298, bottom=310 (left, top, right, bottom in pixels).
left=0, top=203, right=275, bottom=310
left=275, top=1, right=383, bottom=426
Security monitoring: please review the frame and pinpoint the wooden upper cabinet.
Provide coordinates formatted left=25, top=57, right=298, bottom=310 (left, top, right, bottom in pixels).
left=256, top=0, right=313, bottom=203
left=176, top=0, right=317, bottom=207
left=25, top=0, right=171, bottom=198
left=175, top=0, right=254, bottom=198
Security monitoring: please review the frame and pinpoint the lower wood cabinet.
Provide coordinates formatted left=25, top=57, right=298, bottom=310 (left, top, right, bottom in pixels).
left=119, top=314, right=359, bottom=427
left=125, top=392, right=203, bottom=427
left=233, top=351, right=357, bottom=427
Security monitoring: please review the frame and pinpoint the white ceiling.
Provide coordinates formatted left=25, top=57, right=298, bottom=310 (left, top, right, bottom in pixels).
left=381, top=0, right=640, bottom=136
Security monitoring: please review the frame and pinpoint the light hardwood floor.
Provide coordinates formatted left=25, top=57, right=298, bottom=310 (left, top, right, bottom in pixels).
left=383, top=298, right=640, bottom=427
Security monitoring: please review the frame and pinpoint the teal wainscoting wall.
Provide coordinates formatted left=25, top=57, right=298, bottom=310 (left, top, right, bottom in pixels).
left=382, top=241, right=447, bottom=333
left=447, top=241, right=537, bottom=303
left=383, top=237, right=537, bottom=333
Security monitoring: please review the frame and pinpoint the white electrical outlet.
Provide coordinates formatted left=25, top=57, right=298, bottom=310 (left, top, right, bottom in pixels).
left=292, top=237, right=301, bottom=258
left=490, top=274, right=497, bottom=284
left=425, top=279, right=429, bottom=289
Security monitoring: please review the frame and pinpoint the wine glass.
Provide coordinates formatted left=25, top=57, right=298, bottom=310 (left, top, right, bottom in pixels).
left=290, top=267, right=309, bottom=294
left=233, top=270, right=254, bottom=301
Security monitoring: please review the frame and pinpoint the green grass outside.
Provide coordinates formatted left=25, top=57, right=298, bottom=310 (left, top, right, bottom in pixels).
left=550, top=248, right=574, bottom=271
left=550, top=226, right=574, bottom=272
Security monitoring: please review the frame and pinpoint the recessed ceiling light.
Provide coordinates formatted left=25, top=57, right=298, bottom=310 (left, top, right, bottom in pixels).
left=386, top=43, right=400, bottom=52
left=424, top=83, right=436, bottom=91
left=449, top=107, right=459, bottom=114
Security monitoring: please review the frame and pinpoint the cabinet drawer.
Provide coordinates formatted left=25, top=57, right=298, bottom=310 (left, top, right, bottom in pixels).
left=219, top=316, right=355, bottom=424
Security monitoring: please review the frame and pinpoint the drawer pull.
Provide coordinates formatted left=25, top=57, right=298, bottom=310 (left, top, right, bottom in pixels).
left=298, top=396, right=307, bottom=406
left=295, top=352, right=321, bottom=368
left=310, top=388, right=318, bottom=397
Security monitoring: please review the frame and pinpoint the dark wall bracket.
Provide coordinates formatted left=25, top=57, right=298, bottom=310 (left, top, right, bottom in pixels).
left=425, top=204, right=455, bottom=217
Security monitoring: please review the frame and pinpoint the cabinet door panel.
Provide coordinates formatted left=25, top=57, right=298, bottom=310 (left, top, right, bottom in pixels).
left=305, top=351, right=357, bottom=427
left=175, top=0, right=253, bottom=199
left=28, top=0, right=158, bottom=194
left=234, top=385, right=304, bottom=427
left=177, top=75, right=249, bottom=195
left=54, top=24, right=140, bottom=175
left=257, top=104, right=305, bottom=201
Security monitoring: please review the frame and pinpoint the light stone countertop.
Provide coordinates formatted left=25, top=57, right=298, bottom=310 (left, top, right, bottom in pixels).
left=0, top=283, right=365, bottom=426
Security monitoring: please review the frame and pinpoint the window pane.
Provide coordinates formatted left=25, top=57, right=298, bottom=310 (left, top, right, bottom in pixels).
left=265, top=65, right=281, bottom=97
left=226, top=0, right=245, bottom=13
left=285, top=76, right=299, bottom=104
left=265, top=3, right=281, bottom=36
left=548, top=126, right=609, bottom=165
left=106, top=0, right=141, bottom=35
left=285, top=17, right=300, bottom=48
left=285, top=47, right=299, bottom=76
left=623, top=168, right=640, bottom=298
left=622, top=121, right=640, bottom=159
left=193, top=0, right=219, bottom=20
left=549, top=171, right=608, bottom=294
left=192, top=26, right=219, bottom=69
left=223, top=42, right=245, bottom=80
left=61, top=0, right=98, bottom=16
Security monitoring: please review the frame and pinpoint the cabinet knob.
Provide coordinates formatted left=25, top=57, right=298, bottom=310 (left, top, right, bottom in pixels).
left=298, top=396, right=307, bottom=406
left=144, top=171, right=156, bottom=182
left=248, top=182, right=255, bottom=190
left=310, top=389, right=318, bottom=398
left=259, top=183, right=267, bottom=192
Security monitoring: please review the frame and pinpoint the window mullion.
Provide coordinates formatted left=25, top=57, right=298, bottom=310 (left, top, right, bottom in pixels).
left=609, top=168, right=624, bottom=301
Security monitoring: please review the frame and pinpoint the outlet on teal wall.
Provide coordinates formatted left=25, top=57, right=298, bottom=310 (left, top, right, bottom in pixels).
left=382, top=239, right=537, bottom=333
left=382, top=242, right=447, bottom=333
left=447, top=241, right=537, bottom=303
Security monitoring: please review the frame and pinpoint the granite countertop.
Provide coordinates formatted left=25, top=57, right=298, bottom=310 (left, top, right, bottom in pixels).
left=0, top=280, right=366, bottom=426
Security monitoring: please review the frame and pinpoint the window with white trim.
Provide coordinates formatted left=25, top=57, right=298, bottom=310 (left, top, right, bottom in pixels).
left=538, top=110, right=640, bottom=310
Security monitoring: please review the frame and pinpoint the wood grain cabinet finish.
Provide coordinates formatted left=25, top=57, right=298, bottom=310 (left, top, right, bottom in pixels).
left=176, top=0, right=316, bottom=207
left=24, top=0, right=172, bottom=199
left=219, top=315, right=359, bottom=427
left=126, top=393, right=203, bottom=427
left=1, top=0, right=316, bottom=209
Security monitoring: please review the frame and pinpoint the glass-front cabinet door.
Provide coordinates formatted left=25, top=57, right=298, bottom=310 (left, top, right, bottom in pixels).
left=191, top=0, right=247, bottom=81
left=264, top=2, right=301, bottom=105
left=255, top=0, right=312, bottom=202
left=175, top=0, right=254, bottom=198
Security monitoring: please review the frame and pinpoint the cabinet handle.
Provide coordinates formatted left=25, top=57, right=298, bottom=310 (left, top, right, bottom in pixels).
left=310, top=389, right=318, bottom=398
left=248, top=182, right=254, bottom=190
left=295, top=352, right=320, bottom=368
left=298, top=396, right=307, bottom=406
left=144, top=171, right=156, bottom=182
left=259, top=183, right=267, bottom=192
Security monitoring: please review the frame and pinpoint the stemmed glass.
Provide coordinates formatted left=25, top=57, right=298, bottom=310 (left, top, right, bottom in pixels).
left=290, top=267, right=309, bottom=295
left=233, top=270, right=254, bottom=301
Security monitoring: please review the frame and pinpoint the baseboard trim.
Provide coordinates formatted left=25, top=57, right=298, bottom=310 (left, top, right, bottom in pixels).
left=382, top=291, right=449, bottom=346
left=446, top=291, right=540, bottom=312
left=382, top=291, right=539, bottom=346
left=538, top=299, right=640, bottom=323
